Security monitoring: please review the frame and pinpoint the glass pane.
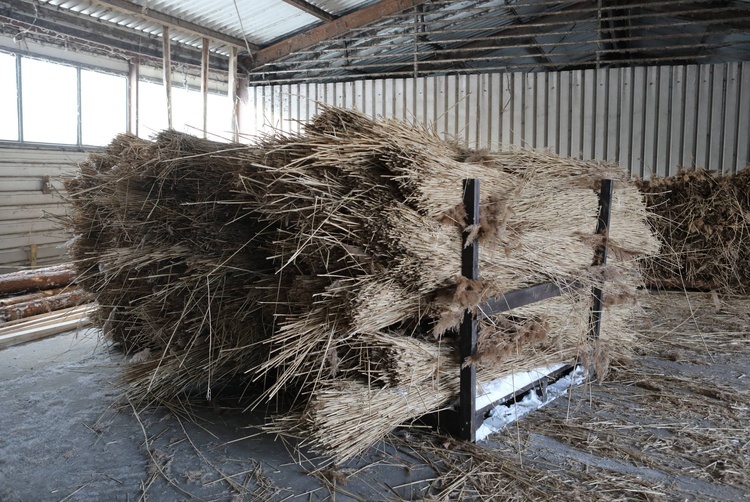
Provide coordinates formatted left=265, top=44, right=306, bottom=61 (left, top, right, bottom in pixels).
left=21, top=57, right=78, bottom=144
left=207, top=93, right=232, bottom=142
left=81, top=69, right=126, bottom=146
left=138, top=80, right=168, bottom=138
left=172, top=86, right=202, bottom=135
left=0, top=53, right=18, bottom=141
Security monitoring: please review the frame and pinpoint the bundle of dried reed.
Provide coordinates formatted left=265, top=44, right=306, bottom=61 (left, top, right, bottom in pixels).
left=66, top=107, right=658, bottom=460
left=234, top=109, right=657, bottom=408
left=638, top=166, right=750, bottom=292
left=65, top=131, right=278, bottom=402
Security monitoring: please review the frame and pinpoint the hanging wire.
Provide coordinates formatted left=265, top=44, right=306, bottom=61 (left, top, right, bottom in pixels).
left=232, top=0, right=256, bottom=61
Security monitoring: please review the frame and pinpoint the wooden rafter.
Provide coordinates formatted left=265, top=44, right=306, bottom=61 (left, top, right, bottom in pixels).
left=85, top=0, right=259, bottom=51
left=282, top=0, right=337, bottom=22
left=249, top=0, right=430, bottom=69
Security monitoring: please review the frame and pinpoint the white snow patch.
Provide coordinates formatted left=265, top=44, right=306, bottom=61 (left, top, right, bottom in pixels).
left=475, top=365, right=587, bottom=442
left=475, top=363, right=567, bottom=410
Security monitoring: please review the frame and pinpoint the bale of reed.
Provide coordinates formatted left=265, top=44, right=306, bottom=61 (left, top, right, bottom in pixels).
left=65, top=107, right=658, bottom=461
left=638, top=166, right=750, bottom=292
left=236, top=109, right=657, bottom=407
left=64, top=131, right=278, bottom=402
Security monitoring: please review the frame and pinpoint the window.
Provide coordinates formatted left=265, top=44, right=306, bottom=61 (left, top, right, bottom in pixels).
left=21, top=57, right=78, bottom=144
left=1, top=51, right=230, bottom=147
left=207, top=93, right=232, bottom=141
left=0, top=52, right=127, bottom=146
left=0, top=53, right=18, bottom=141
left=81, top=69, right=127, bottom=146
left=138, top=81, right=168, bottom=137
left=173, top=85, right=202, bottom=135
left=139, top=80, right=232, bottom=142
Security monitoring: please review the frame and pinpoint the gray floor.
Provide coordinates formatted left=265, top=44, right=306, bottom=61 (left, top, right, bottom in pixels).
left=1, top=323, right=748, bottom=501
left=0, top=329, right=438, bottom=501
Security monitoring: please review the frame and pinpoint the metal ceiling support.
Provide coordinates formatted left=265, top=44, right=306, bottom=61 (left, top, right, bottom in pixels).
left=286, top=4, right=747, bottom=49
left=644, top=1, right=750, bottom=31
left=163, top=26, right=173, bottom=130
left=414, top=3, right=590, bottom=70
left=282, top=0, right=337, bottom=22
left=245, top=50, right=750, bottom=84
left=249, top=0, right=431, bottom=68
left=244, top=0, right=750, bottom=84
left=2, top=0, right=229, bottom=71
left=86, top=0, right=258, bottom=51
left=507, top=6, right=556, bottom=69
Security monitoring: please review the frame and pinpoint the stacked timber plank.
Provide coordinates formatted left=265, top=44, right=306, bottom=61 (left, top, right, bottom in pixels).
left=638, top=166, right=750, bottom=292
left=0, top=264, right=93, bottom=348
left=65, top=107, right=659, bottom=460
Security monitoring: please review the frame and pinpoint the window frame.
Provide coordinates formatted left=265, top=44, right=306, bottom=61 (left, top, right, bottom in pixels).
left=137, top=75, right=232, bottom=140
left=0, top=50, right=129, bottom=149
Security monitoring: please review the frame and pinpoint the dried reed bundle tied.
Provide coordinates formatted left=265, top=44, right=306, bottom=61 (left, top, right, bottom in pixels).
left=66, top=106, right=657, bottom=461
left=281, top=286, right=638, bottom=461
left=638, top=166, right=750, bottom=292
left=268, top=379, right=457, bottom=462
left=237, top=108, right=656, bottom=398
left=65, top=132, right=278, bottom=402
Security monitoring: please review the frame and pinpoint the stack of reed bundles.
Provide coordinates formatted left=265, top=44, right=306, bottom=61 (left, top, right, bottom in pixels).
left=638, top=166, right=750, bottom=293
left=65, top=107, right=659, bottom=460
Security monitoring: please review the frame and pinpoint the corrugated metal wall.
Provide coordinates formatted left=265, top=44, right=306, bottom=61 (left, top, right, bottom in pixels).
left=0, top=148, right=86, bottom=273
left=243, top=62, right=750, bottom=177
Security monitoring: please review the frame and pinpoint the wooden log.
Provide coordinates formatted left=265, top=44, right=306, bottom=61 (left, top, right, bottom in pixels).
left=0, top=287, right=67, bottom=308
left=0, top=264, right=76, bottom=296
left=0, top=288, right=91, bottom=322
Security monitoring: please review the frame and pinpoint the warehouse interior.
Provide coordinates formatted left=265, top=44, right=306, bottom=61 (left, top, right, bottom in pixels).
left=1, top=0, right=749, bottom=500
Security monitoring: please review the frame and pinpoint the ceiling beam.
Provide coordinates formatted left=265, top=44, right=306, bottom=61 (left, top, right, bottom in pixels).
left=1, top=0, right=227, bottom=70
left=86, top=0, right=259, bottom=51
left=249, top=0, right=429, bottom=69
left=282, top=0, right=337, bottom=22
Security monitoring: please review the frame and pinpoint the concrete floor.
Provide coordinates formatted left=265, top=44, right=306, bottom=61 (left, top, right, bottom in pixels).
left=0, top=329, right=437, bottom=501
left=0, top=319, right=748, bottom=501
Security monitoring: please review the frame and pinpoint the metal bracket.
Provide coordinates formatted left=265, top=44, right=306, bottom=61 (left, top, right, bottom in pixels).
left=454, top=178, right=615, bottom=442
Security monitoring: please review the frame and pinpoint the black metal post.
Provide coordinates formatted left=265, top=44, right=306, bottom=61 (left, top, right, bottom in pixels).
left=590, top=179, right=613, bottom=340
left=459, top=179, right=480, bottom=442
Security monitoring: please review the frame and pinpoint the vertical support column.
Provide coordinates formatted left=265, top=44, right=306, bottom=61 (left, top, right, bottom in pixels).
left=459, top=178, right=480, bottom=442
left=76, top=67, right=82, bottom=146
left=229, top=46, right=238, bottom=142
left=128, top=59, right=139, bottom=136
left=201, top=38, right=210, bottom=139
left=162, top=25, right=173, bottom=130
left=237, top=75, right=249, bottom=138
left=16, top=54, right=23, bottom=142
left=29, top=244, right=37, bottom=268
left=589, top=178, right=613, bottom=341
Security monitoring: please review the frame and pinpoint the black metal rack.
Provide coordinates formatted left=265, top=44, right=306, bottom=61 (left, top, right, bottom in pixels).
left=453, top=178, right=614, bottom=441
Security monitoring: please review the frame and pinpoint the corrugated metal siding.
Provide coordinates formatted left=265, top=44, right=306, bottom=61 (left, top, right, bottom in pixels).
left=243, top=62, right=750, bottom=177
left=0, top=148, right=86, bottom=273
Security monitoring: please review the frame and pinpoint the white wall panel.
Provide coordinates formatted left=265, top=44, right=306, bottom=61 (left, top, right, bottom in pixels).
left=246, top=62, right=750, bottom=177
left=0, top=148, right=86, bottom=272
